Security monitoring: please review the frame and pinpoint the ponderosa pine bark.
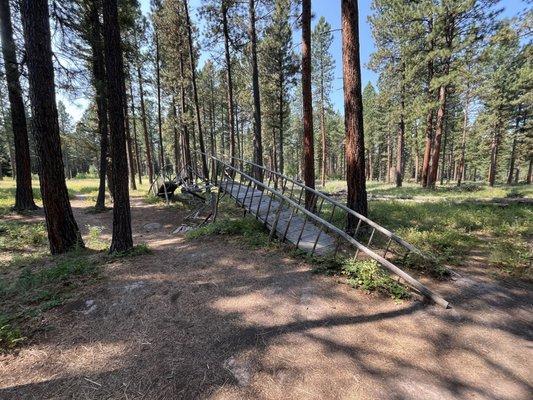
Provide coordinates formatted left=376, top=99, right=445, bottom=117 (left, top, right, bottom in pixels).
left=507, top=111, right=521, bottom=185
left=320, top=83, right=326, bottom=187
left=123, top=87, right=137, bottom=190
left=221, top=1, right=236, bottom=166
left=179, top=53, right=193, bottom=181
left=87, top=0, right=109, bottom=211
left=155, top=31, right=164, bottom=173
left=20, top=0, right=83, bottom=253
left=420, top=20, right=434, bottom=188
left=395, top=72, right=405, bottom=187
left=301, top=0, right=315, bottom=208
left=488, top=114, right=502, bottom=187
left=129, top=80, right=142, bottom=185
left=183, top=0, right=208, bottom=178
left=171, top=96, right=180, bottom=175
left=527, top=156, right=532, bottom=185
left=249, top=0, right=263, bottom=181
left=136, top=63, right=154, bottom=183
left=102, top=0, right=133, bottom=253
left=342, top=0, right=368, bottom=226
left=457, top=88, right=470, bottom=187
left=0, top=0, right=36, bottom=211
left=427, top=14, right=454, bottom=188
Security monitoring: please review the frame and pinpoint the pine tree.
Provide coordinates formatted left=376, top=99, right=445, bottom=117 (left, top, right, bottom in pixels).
left=261, top=0, right=298, bottom=175
left=479, top=22, right=521, bottom=186
left=0, top=0, right=36, bottom=211
left=312, top=16, right=335, bottom=187
left=342, top=0, right=368, bottom=224
left=301, top=0, right=315, bottom=208
left=248, top=0, right=263, bottom=180
left=20, top=0, right=84, bottom=254
left=102, top=0, right=133, bottom=252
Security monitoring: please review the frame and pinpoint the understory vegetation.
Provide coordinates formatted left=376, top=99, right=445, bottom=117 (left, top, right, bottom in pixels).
left=1, top=178, right=531, bottom=349
left=186, top=181, right=532, bottom=290
left=0, top=179, right=152, bottom=352
left=321, top=182, right=532, bottom=279
left=0, top=249, right=102, bottom=351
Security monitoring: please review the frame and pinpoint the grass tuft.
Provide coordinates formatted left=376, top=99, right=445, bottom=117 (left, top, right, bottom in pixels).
left=186, top=217, right=270, bottom=247
left=1, top=249, right=102, bottom=352
left=108, top=243, right=152, bottom=259
left=342, top=259, right=411, bottom=300
left=0, top=314, right=25, bottom=351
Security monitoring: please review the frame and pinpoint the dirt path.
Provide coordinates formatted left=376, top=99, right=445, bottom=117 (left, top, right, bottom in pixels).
left=1, top=197, right=531, bottom=400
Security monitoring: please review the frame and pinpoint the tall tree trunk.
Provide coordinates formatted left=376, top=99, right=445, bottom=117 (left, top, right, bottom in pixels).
left=527, top=156, right=532, bottom=185
left=386, top=132, right=392, bottom=183
left=102, top=0, right=133, bottom=253
left=439, top=115, right=448, bottom=185
left=179, top=54, right=193, bottom=181
left=20, top=0, right=83, bottom=253
left=413, top=122, right=420, bottom=182
left=155, top=31, right=164, bottom=172
left=129, top=80, right=142, bottom=185
left=221, top=2, right=236, bottom=166
left=421, top=108, right=434, bottom=187
left=278, top=75, right=284, bottom=174
left=124, top=87, right=136, bottom=190
left=421, top=22, right=434, bottom=188
left=320, top=76, right=327, bottom=187
left=302, top=0, right=315, bottom=208
left=88, top=0, right=110, bottom=211
left=249, top=0, right=263, bottom=180
left=0, top=0, right=36, bottom=211
left=342, top=0, right=368, bottom=225
left=395, top=74, right=405, bottom=187
left=488, top=115, right=502, bottom=187
left=0, top=99, right=17, bottom=180
left=136, top=65, right=154, bottom=183
left=427, top=15, right=453, bottom=188
left=183, top=0, right=208, bottom=178
left=171, top=97, right=180, bottom=176
left=457, top=89, right=469, bottom=187
left=208, top=73, right=217, bottom=180
left=428, top=84, right=447, bottom=188
left=507, top=111, right=521, bottom=185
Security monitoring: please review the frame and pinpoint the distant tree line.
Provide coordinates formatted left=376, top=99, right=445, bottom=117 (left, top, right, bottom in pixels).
left=0, top=0, right=529, bottom=255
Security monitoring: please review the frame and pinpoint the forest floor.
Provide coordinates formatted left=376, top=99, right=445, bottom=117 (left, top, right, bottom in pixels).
left=0, top=179, right=532, bottom=399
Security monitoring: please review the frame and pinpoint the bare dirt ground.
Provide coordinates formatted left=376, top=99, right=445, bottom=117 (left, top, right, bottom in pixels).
left=1, top=196, right=531, bottom=400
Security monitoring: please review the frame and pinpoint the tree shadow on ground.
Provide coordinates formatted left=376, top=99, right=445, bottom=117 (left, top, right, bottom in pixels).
left=1, top=200, right=531, bottom=399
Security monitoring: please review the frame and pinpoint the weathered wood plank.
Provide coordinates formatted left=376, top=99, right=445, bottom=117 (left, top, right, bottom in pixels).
left=220, top=180, right=335, bottom=256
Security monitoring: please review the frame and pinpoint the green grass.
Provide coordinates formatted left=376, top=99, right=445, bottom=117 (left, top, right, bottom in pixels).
left=323, top=180, right=533, bottom=200
left=343, top=259, right=411, bottom=300
left=308, top=254, right=410, bottom=300
left=107, top=243, right=152, bottom=258
left=317, top=182, right=532, bottom=280
left=368, top=201, right=532, bottom=278
left=0, top=249, right=102, bottom=352
left=187, top=216, right=270, bottom=248
left=0, top=221, right=47, bottom=252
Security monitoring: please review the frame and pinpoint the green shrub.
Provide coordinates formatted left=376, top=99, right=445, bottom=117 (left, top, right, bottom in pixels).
left=342, top=259, right=410, bottom=300
left=0, top=221, right=47, bottom=251
left=489, top=239, right=532, bottom=278
left=505, top=189, right=524, bottom=199
left=187, top=217, right=269, bottom=247
left=108, top=243, right=152, bottom=258
left=0, top=314, right=25, bottom=352
left=86, top=225, right=107, bottom=250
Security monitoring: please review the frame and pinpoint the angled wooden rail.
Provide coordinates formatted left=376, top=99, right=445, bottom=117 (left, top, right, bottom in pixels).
left=196, top=152, right=450, bottom=308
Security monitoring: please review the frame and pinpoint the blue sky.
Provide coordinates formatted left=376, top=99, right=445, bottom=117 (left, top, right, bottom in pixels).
left=62, top=0, right=529, bottom=121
